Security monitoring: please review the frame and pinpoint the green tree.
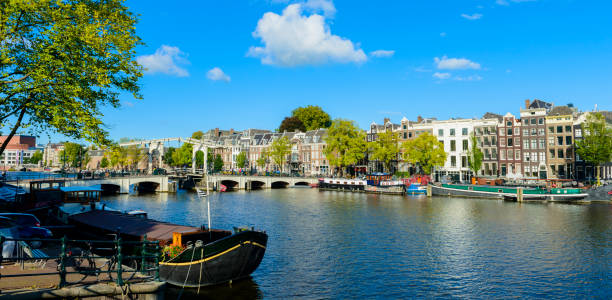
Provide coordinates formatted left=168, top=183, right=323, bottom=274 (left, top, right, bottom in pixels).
left=107, top=145, right=127, bottom=169
left=172, top=143, right=193, bottom=167
left=401, top=132, right=447, bottom=175
left=256, top=148, right=270, bottom=171
left=467, top=133, right=484, bottom=177
left=163, top=147, right=176, bottom=166
left=195, top=150, right=204, bottom=169
left=126, top=145, right=145, bottom=170
left=278, top=116, right=306, bottom=133
left=236, top=151, right=247, bottom=169
left=323, top=119, right=367, bottom=177
left=58, top=142, right=85, bottom=168
left=369, top=131, right=400, bottom=172
left=292, top=105, right=332, bottom=131
left=576, top=112, right=612, bottom=185
left=29, top=150, right=43, bottom=164
left=100, top=157, right=109, bottom=169
left=213, top=154, right=223, bottom=172
left=0, top=1, right=143, bottom=158
left=191, top=131, right=204, bottom=140
left=271, top=136, right=291, bottom=173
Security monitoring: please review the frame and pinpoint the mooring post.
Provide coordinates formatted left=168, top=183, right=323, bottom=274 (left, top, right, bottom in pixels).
left=59, top=236, right=67, bottom=288
left=517, top=187, right=523, bottom=202
left=427, top=185, right=432, bottom=197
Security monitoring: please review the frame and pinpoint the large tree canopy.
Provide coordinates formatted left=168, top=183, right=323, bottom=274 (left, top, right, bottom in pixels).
left=0, top=0, right=143, bottom=156
left=323, top=119, right=366, bottom=176
left=576, top=112, right=612, bottom=184
left=402, top=132, right=446, bottom=175
left=278, top=116, right=306, bottom=133
left=369, top=130, right=400, bottom=172
left=291, top=105, right=331, bottom=131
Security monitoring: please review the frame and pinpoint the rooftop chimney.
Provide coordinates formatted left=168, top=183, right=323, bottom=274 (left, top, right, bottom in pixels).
left=215, top=128, right=220, bottom=137
left=384, top=117, right=390, bottom=124
left=525, top=99, right=530, bottom=109
left=230, top=128, right=234, bottom=135
left=417, top=115, right=423, bottom=123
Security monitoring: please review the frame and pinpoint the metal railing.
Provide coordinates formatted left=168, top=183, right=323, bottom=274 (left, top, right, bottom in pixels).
left=0, top=234, right=160, bottom=288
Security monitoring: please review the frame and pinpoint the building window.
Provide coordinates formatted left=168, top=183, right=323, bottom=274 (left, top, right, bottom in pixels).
left=557, top=136, right=563, bottom=146
left=523, top=140, right=529, bottom=149
left=531, top=140, right=537, bottom=149
left=515, top=150, right=521, bottom=160
left=548, top=137, right=555, bottom=146
left=500, top=138, right=506, bottom=147
left=538, top=118, right=544, bottom=125
left=531, top=128, right=537, bottom=135
left=450, top=140, right=456, bottom=151
left=538, top=128, right=544, bottom=136
left=507, top=138, right=513, bottom=147
left=558, top=149, right=564, bottom=158
left=438, top=129, right=443, bottom=136
left=462, top=128, right=468, bottom=136
left=549, top=149, right=555, bottom=158
left=539, top=139, right=545, bottom=149
left=404, top=132, right=408, bottom=139
left=450, top=129, right=455, bottom=136
left=461, top=156, right=467, bottom=168
left=451, top=156, right=457, bottom=167
left=565, top=136, right=572, bottom=145
left=539, top=152, right=545, bottom=162
left=565, top=125, right=571, bottom=132
left=575, top=129, right=582, bottom=137
left=548, top=126, right=554, bottom=133
left=524, top=152, right=530, bottom=162
left=499, top=128, right=505, bottom=136
left=531, top=152, right=538, bottom=162
left=507, top=121, right=512, bottom=126
left=523, top=129, right=529, bottom=136
left=557, top=126, right=563, bottom=133
left=508, top=150, right=513, bottom=160
left=531, top=118, right=536, bottom=125
left=500, top=151, right=506, bottom=160
left=515, top=137, right=520, bottom=146
left=403, top=124, right=407, bottom=130
left=506, top=128, right=512, bottom=136
left=462, top=139, right=468, bottom=151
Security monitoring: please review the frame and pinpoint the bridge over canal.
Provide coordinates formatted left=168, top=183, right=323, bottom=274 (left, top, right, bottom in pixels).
left=206, top=175, right=318, bottom=191
left=16, top=175, right=171, bottom=194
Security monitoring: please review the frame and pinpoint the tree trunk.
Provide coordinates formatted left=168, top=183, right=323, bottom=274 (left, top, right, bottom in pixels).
left=0, top=107, right=27, bottom=158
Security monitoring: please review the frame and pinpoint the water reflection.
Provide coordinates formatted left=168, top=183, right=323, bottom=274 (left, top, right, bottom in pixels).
left=165, top=277, right=262, bottom=300
left=103, top=189, right=612, bottom=298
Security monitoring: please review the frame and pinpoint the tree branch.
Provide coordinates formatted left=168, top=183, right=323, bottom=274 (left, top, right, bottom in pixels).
left=0, top=105, right=27, bottom=158
left=0, top=73, right=29, bottom=85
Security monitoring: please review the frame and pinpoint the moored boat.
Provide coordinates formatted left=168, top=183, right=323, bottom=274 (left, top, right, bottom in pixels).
left=431, top=183, right=589, bottom=201
left=159, top=229, right=267, bottom=287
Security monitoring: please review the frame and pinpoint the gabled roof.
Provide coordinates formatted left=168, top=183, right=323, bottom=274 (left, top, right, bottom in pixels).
left=548, top=106, right=574, bottom=116
left=529, top=99, right=552, bottom=109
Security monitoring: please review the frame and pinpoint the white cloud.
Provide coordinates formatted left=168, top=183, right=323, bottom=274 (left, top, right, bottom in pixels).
left=248, top=3, right=367, bottom=67
left=434, top=56, right=481, bottom=70
left=303, top=0, right=336, bottom=18
left=136, top=45, right=189, bottom=77
left=206, top=67, right=231, bottom=82
left=461, top=13, right=483, bottom=20
left=414, top=66, right=431, bottom=73
left=496, top=0, right=536, bottom=5
left=370, top=50, right=395, bottom=58
left=454, top=74, right=482, bottom=81
left=440, top=32, right=447, bottom=37
left=433, top=72, right=451, bottom=79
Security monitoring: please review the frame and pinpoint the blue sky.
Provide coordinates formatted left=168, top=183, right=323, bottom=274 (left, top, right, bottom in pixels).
left=52, top=0, right=612, bottom=143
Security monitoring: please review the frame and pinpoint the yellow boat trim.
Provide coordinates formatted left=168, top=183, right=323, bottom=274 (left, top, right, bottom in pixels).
left=160, top=241, right=266, bottom=266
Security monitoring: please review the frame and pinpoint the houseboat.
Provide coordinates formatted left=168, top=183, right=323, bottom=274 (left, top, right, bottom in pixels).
left=431, top=183, right=589, bottom=201
left=318, top=178, right=367, bottom=191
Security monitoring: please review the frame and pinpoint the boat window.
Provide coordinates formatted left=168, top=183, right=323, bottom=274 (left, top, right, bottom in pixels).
left=498, top=189, right=503, bottom=193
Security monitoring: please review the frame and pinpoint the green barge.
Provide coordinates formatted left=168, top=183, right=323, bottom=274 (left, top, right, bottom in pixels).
left=431, top=184, right=589, bottom=202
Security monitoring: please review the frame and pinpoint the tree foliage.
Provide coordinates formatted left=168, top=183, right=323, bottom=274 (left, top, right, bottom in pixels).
left=125, top=145, right=145, bottom=170
left=58, top=142, right=86, bottom=168
left=213, top=154, right=223, bottom=172
left=401, top=132, right=447, bottom=175
left=278, top=116, right=306, bottom=133
left=236, top=151, right=247, bottom=168
left=369, top=130, right=400, bottom=172
left=106, top=145, right=126, bottom=169
left=26, top=150, right=43, bottom=164
left=271, top=136, right=291, bottom=172
left=191, top=131, right=204, bottom=140
left=467, top=133, right=483, bottom=176
left=323, top=119, right=366, bottom=176
left=100, top=157, right=109, bottom=169
left=172, top=143, right=192, bottom=167
left=576, top=112, right=612, bottom=183
left=256, top=148, right=269, bottom=170
left=163, top=147, right=175, bottom=166
left=0, top=0, right=143, bottom=157
left=292, top=105, right=331, bottom=131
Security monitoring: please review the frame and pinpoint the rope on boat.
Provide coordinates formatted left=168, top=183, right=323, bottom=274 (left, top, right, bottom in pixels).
left=177, top=243, right=197, bottom=300
left=197, top=248, right=204, bottom=294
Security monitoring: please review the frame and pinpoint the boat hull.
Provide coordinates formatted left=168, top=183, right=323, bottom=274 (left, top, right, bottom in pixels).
left=431, top=184, right=588, bottom=201
left=159, top=230, right=268, bottom=287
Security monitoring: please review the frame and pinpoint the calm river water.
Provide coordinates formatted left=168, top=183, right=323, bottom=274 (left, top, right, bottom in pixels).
left=102, top=189, right=612, bottom=299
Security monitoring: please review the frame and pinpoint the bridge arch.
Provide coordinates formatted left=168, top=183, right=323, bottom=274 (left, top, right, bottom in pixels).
left=100, top=184, right=121, bottom=195
left=294, top=181, right=310, bottom=186
left=271, top=181, right=289, bottom=189
left=221, top=180, right=239, bottom=191
left=133, top=181, right=160, bottom=194
left=250, top=180, right=265, bottom=190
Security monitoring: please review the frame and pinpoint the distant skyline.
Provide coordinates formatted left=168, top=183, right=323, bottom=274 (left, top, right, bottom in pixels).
left=38, top=0, right=612, bottom=143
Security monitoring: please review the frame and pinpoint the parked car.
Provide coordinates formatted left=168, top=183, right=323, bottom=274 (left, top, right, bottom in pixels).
left=0, top=213, right=52, bottom=248
left=0, top=216, right=19, bottom=258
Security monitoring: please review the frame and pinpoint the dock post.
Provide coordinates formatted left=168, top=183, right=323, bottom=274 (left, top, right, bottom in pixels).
left=517, top=187, right=523, bottom=202
left=427, top=185, right=432, bottom=197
